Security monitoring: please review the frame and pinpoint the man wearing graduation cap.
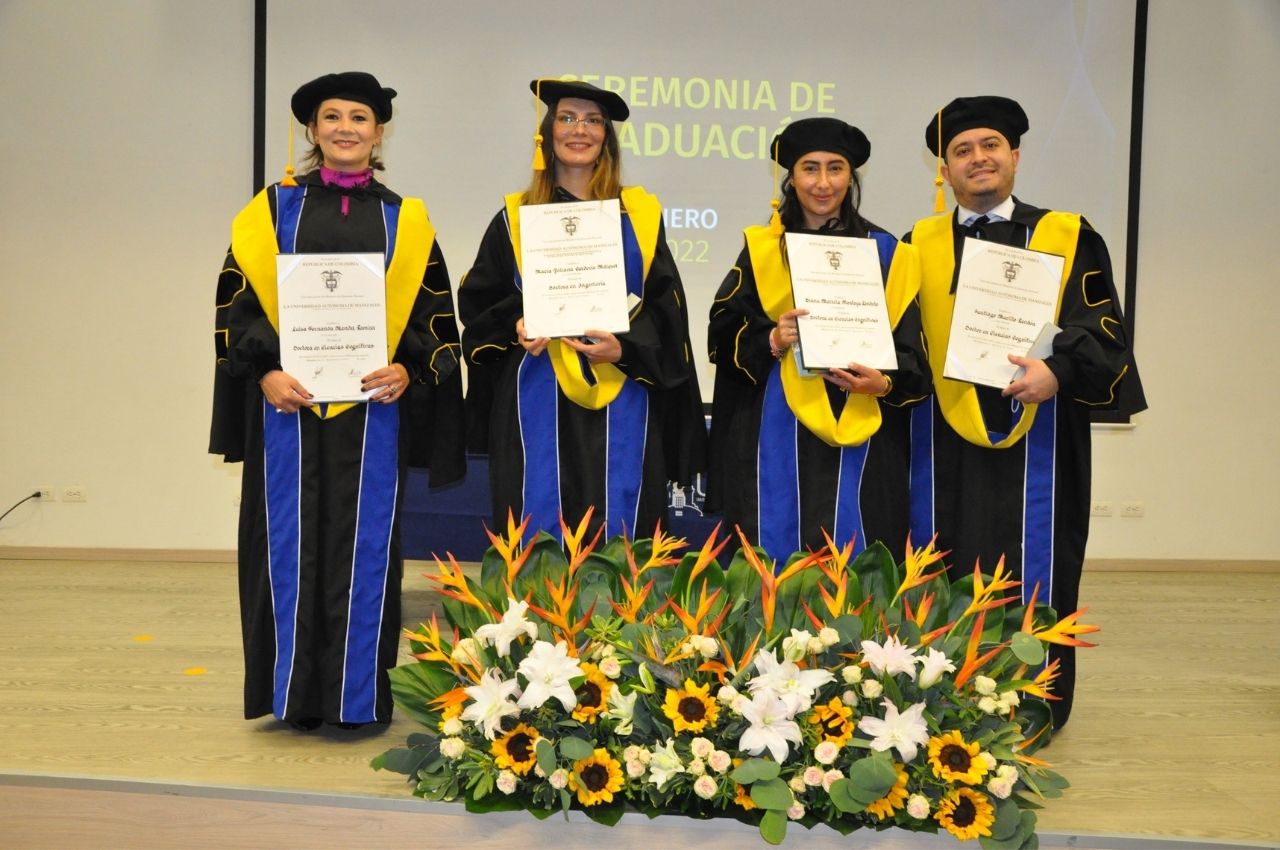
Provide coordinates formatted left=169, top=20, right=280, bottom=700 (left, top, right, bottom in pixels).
left=905, top=96, right=1145, bottom=733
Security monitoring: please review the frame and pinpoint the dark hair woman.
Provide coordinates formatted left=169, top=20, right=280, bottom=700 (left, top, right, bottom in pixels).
left=458, top=78, right=704, bottom=543
left=707, top=117, right=931, bottom=563
left=210, top=72, right=464, bottom=730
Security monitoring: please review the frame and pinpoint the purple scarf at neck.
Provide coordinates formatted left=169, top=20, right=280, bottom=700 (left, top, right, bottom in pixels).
left=319, top=167, right=373, bottom=217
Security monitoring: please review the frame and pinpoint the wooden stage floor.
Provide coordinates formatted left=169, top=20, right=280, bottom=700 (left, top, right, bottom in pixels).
left=1, top=558, right=1277, bottom=849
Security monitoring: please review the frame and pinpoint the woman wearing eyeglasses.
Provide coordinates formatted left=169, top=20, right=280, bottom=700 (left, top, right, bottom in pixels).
left=706, top=118, right=930, bottom=564
left=459, top=79, right=704, bottom=542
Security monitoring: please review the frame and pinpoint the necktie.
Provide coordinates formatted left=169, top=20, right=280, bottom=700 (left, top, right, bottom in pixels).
left=966, top=214, right=990, bottom=239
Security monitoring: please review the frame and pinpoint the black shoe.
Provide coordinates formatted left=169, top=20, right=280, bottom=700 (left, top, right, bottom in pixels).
left=288, top=717, right=323, bottom=731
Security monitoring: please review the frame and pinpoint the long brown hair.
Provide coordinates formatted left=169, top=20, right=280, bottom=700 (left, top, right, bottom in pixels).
left=522, top=106, right=622, bottom=204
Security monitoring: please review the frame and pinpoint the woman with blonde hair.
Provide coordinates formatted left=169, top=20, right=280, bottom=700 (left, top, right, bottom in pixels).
left=211, top=71, right=463, bottom=730
left=459, top=79, right=704, bottom=542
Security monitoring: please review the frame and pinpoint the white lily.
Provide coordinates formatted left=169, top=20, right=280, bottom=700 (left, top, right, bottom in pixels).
left=460, top=668, right=521, bottom=740
left=516, top=640, right=583, bottom=711
left=604, top=686, right=639, bottom=735
left=474, top=598, right=538, bottom=657
left=648, top=738, right=685, bottom=790
left=856, top=698, right=930, bottom=762
left=738, top=692, right=804, bottom=764
left=747, top=649, right=834, bottom=716
left=860, top=635, right=919, bottom=679
left=917, top=647, right=956, bottom=688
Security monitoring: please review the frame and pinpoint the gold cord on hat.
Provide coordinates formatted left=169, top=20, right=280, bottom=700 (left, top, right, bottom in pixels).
left=769, top=137, right=782, bottom=230
left=532, top=79, right=547, bottom=171
left=281, top=112, right=298, bottom=187
left=932, top=107, right=945, bottom=213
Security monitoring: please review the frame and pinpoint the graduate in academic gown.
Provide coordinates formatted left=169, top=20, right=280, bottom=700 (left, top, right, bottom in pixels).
left=458, top=79, right=704, bottom=543
left=905, top=96, right=1146, bottom=732
left=210, top=72, right=464, bottom=729
left=707, top=118, right=930, bottom=564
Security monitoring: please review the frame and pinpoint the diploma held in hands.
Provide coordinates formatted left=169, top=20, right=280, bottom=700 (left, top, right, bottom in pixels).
left=785, top=233, right=897, bottom=371
left=944, top=237, right=1064, bottom=389
left=276, top=253, right=387, bottom=403
left=520, top=199, right=630, bottom=339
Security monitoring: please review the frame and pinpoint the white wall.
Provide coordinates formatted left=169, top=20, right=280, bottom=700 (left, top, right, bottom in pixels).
left=1085, top=0, right=1280, bottom=559
left=0, top=0, right=253, bottom=549
left=1, top=0, right=1277, bottom=560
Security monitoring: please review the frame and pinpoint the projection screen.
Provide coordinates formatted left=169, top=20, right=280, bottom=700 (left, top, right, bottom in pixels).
left=260, top=0, right=1141, bottom=403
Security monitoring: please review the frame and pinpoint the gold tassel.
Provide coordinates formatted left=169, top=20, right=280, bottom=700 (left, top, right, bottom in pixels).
left=532, top=132, right=546, bottom=171
left=768, top=136, right=782, bottom=229
left=281, top=112, right=298, bottom=186
left=531, top=79, right=547, bottom=171
left=930, top=107, right=943, bottom=212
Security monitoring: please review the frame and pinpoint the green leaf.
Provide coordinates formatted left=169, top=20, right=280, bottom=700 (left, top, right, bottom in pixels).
left=1010, top=631, right=1046, bottom=665
left=749, top=777, right=793, bottom=811
left=845, top=752, right=897, bottom=803
left=580, top=800, right=625, bottom=826
left=387, top=662, right=456, bottom=727
left=372, top=745, right=434, bottom=777
left=535, top=738, right=557, bottom=776
left=987, top=796, right=1021, bottom=840
left=729, top=757, right=780, bottom=784
left=559, top=736, right=595, bottom=761
left=559, top=787, right=572, bottom=817
left=759, top=809, right=789, bottom=845
left=982, top=810, right=1037, bottom=849
left=826, top=778, right=866, bottom=813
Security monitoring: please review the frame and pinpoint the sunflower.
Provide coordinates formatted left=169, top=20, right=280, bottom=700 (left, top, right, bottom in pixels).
left=491, top=722, right=541, bottom=776
left=936, top=787, right=995, bottom=840
left=928, top=730, right=989, bottom=784
left=569, top=747, right=625, bottom=807
left=807, top=696, right=855, bottom=746
left=571, top=662, right=613, bottom=724
left=662, top=678, right=719, bottom=733
left=864, top=762, right=909, bottom=820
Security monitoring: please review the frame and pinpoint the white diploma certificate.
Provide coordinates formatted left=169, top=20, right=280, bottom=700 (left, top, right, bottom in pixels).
left=276, top=253, right=387, bottom=403
left=944, top=237, right=1064, bottom=389
left=785, top=233, right=898, bottom=371
left=519, top=199, right=630, bottom=339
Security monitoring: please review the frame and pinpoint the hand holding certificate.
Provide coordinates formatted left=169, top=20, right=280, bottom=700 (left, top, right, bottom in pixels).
left=520, top=199, right=631, bottom=339
left=277, top=253, right=388, bottom=403
left=785, top=233, right=897, bottom=372
left=944, top=238, right=1063, bottom=389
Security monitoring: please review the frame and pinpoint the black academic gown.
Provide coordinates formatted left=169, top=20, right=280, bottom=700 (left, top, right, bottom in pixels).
left=905, top=198, right=1146, bottom=731
left=209, top=170, right=464, bottom=724
left=707, top=224, right=930, bottom=562
left=458, top=188, right=705, bottom=541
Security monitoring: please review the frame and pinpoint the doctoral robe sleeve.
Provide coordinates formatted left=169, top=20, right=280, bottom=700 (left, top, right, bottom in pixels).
left=209, top=248, right=277, bottom=461
left=707, top=243, right=777, bottom=387
left=1043, top=223, right=1145, bottom=412
left=398, top=239, right=466, bottom=484
left=613, top=221, right=698, bottom=391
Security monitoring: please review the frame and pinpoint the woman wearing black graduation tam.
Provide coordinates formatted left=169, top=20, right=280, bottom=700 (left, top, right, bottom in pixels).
left=459, top=78, right=704, bottom=543
left=707, top=117, right=930, bottom=563
left=210, top=71, right=464, bottom=730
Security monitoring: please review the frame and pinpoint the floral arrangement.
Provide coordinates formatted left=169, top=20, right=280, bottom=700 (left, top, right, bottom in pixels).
left=373, top=510, right=1097, bottom=848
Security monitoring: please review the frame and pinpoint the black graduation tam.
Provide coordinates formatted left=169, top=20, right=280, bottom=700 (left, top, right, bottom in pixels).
left=771, top=118, right=871, bottom=170
left=925, top=96, right=1029, bottom=155
left=530, top=78, right=630, bottom=122
left=291, top=72, right=397, bottom=124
